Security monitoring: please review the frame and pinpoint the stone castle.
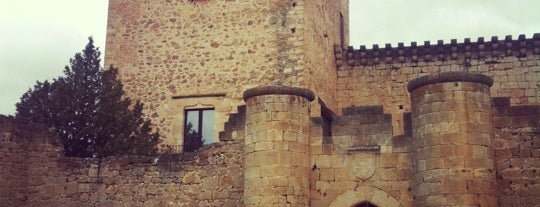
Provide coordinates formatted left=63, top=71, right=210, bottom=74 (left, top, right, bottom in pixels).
left=1, top=0, right=539, bottom=206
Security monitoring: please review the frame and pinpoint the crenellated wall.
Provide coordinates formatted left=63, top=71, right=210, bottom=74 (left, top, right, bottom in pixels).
left=336, top=34, right=540, bottom=136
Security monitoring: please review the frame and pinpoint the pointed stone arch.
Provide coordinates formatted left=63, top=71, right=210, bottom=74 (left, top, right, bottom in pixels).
left=329, top=186, right=401, bottom=207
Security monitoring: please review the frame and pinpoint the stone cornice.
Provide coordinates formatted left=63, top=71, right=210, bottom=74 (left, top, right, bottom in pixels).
left=243, top=85, right=315, bottom=102
left=407, top=72, right=494, bottom=92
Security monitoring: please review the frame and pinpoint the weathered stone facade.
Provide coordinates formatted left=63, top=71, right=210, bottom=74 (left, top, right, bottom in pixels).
left=1, top=0, right=540, bottom=206
left=105, top=0, right=348, bottom=149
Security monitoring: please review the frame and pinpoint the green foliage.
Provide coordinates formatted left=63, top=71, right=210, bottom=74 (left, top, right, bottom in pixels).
left=183, top=122, right=203, bottom=152
left=16, top=37, right=160, bottom=158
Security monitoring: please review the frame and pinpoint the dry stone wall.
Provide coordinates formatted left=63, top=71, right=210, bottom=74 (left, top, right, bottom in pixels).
left=0, top=116, right=245, bottom=207
left=336, top=34, right=540, bottom=135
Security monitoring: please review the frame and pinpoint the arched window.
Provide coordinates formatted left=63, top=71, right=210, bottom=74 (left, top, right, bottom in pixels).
left=354, top=202, right=378, bottom=207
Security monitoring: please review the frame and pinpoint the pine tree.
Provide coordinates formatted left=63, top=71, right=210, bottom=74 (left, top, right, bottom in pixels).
left=16, top=37, right=160, bottom=157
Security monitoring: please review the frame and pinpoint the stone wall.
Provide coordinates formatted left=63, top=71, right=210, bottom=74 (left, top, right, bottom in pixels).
left=309, top=106, right=413, bottom=207
left=409, top=73, right=497, bottom=206
left=105, top=0, right=349, bottom=146
left=302, top=0, right=349, bottom=113
left=0, top=116, right=245, bottom=207
left=0, top=117, right=62, bottom=206
left=336, top=34, right=540, bottom=135
left=492, top=99, right=540, bottom=206
left=243, top=86, right=314, bottom=206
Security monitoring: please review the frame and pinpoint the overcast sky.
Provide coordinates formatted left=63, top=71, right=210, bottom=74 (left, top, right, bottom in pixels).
left=1, top=0, right=539, bottom=115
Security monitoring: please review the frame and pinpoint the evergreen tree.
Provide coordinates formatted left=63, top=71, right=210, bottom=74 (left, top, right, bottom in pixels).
left=183, top=122, right=203, bottom=152
left=16, top=37, right=159, bottom=157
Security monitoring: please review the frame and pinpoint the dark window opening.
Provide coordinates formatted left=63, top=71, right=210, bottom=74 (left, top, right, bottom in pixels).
left=339, top=12, right=345, bottom=48
left=322, top=112, right=332, bottom=137
left=184, top=108, right=214, bottom=152
left=354, top=202, right=378, bottom=207
left=319, top=98, right=334, bottom=137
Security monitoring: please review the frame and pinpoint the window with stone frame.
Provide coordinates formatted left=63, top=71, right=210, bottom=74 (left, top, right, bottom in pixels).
left=183, top=108, right=215, bottom=152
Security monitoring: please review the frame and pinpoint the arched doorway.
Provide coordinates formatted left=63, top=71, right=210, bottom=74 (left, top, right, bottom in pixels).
left=328, top=186, right=401, bottom=207
left=354, top=202, right=378, bottom=207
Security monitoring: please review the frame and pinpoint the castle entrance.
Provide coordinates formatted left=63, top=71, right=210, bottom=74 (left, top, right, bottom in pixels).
left=354, top=202, right=378, bottom=207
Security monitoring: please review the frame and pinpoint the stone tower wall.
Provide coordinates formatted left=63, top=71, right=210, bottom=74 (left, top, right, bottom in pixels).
left=105, top=0, right=349, bottom=147
left=409, top=72, right=497, bottom=206
left=243, top=86, right=314, bottom=206
left=302, top=0, right=349, bottom=113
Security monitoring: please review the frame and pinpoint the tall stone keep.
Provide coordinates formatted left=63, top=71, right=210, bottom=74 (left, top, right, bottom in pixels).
left=105, top=0, right=349, bottom=148
left=408, top=72, right=497, bottom=206
left=243, top=86, right=314, bottom=206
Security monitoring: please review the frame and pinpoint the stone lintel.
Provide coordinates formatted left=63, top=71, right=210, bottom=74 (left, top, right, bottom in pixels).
left=243, top=85, right=315, bottom=102
left=407, top=71, right=494, bottom=92
left=172, top=93, right=227, bottom=99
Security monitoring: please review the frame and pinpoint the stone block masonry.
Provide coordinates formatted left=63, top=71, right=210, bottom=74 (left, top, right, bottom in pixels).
left=336, top=34, right=540, bottom=136
left=310, top=105, right=414, bottom=207
left=243, top=86, right=314, bottom=207
left=0, top=116, right=245, bottom=207
left=492, top=99, right=540, bottom=207
left=409, top=72, right=497, bottom=206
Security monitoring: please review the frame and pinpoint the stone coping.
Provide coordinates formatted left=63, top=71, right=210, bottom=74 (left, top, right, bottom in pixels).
left=407, top=72, right=494, bottom=92
left=243, top=85, right=315, bottom=102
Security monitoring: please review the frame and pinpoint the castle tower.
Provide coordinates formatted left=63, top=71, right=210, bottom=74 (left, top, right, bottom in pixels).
left=408, top=72, right=497, bottom=206
left=105, top=0, right=349, bottom=149
left=243, top=86, right=314, bottom=206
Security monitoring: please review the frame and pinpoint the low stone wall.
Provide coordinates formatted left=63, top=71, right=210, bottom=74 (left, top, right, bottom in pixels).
left=0, top=117, right=62, bottom=207
left=0, top=116, right=244, bottom=207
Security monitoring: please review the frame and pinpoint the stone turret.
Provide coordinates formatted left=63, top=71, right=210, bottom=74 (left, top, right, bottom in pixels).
left=243, top=86, right=314, bottom=206
left=408, top=72, right=497, bottom=206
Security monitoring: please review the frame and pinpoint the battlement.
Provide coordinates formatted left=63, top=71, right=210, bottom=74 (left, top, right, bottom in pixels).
left=336, top=33, right=540, bottom=66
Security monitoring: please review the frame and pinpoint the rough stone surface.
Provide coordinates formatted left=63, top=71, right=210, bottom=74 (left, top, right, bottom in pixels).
left=310, top=106, right=413, bottom=207
left=244, top=93, right=311, bottom=206
left=410, top=79, right=497, bottom=206
left=0, top=116, right=245, bottom=207
left=105, top=0, right=348, bottom=146
left=492, top=104, right=540, bottom=207
left=336, top=37, right=540, bottom=135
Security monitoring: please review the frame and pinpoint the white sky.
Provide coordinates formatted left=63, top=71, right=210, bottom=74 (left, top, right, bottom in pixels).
left=0, top=0, right=539, bottom=115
